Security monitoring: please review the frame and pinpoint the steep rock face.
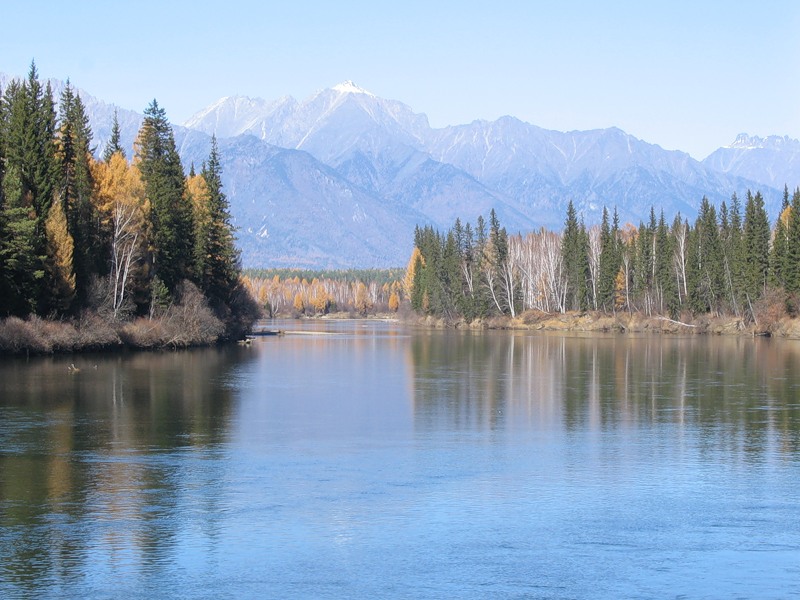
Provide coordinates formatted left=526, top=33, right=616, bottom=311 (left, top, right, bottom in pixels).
left=703, top=134, right=800, bottom=190
left=175, top=134, right=427, bottom=269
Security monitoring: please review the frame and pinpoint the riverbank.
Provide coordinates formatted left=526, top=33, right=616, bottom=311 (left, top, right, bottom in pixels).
left=412, top=310, right=800, bottom=339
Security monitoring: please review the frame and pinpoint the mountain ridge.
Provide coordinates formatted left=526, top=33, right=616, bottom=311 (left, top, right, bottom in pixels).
left=2, top=72, right=797, bottom=268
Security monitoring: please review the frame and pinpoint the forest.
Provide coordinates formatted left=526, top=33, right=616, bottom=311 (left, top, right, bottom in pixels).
left=407, top=188, right=800, bottom=331
left=0, top=64, right=258, bottom=353
left=243, top=269, right=404, bottom=317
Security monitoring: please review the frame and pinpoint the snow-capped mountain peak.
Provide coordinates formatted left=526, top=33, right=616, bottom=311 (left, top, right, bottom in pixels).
left=726, top=133, right=797, bottom=150
left=332, top=80, right=374, bottom=96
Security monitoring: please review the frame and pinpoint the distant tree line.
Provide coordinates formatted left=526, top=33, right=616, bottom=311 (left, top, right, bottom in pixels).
left=0, top=63, right=256, bottom=347
left=408, top=187, right=800, bottom=325
left=243, top=271, right=404, bottom=317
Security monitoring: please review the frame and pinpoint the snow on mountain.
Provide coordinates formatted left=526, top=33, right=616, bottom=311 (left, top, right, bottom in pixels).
left=183, top=81, right=430, bottom=164
left=332, top=80, right=375, bottom=96
left=703, top=133, right=800, bottom=190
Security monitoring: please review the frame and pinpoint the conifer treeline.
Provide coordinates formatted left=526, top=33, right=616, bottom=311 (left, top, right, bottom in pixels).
left=409, top=188, right=798, bottom=324
left=0, top=63, right=250, bottom=338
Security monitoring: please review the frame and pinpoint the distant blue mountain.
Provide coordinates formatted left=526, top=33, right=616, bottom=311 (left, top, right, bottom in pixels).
left=3, top=72, right=792, bottom=268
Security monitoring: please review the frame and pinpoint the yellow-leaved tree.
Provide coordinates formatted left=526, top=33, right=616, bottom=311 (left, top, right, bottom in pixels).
left=45, top=196, right=76, bottom=312
left=92, top=153, right=149, bottom=317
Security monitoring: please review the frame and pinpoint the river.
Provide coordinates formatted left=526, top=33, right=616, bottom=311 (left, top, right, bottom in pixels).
left=1, top=320, right=799, bottom=598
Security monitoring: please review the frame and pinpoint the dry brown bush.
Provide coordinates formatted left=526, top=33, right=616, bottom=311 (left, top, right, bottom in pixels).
left=0, top=317, right=46, bottom=353
left=118, top=317, right=167, bottom=348
left=119, top=281, right=224, bottom=349
left=75, top=312, right=122, bottom=350
left=752, top=287, right=788, bottom=333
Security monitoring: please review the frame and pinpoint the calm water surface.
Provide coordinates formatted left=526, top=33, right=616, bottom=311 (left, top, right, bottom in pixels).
left=1, top=320, right=799, bottom=599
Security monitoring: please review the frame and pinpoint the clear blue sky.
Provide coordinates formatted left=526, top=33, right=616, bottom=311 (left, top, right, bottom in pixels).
left=3, top=0, right=799, bottom=159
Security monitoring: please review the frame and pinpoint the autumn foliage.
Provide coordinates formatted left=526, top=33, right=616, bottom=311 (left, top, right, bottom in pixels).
left=243, top=271, right=404, bottom=317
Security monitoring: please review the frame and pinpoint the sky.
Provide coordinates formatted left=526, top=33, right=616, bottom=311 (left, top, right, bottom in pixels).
left=2, top=0, right=800, bottom=159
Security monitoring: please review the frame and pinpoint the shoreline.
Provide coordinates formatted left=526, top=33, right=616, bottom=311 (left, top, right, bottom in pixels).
left=409, top=310, right=800, bottom=339
left=6, top=308, right=800, bottom=357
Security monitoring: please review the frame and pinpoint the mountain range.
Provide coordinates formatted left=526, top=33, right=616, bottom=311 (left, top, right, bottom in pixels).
left=2, top=74, right=798, bottom=268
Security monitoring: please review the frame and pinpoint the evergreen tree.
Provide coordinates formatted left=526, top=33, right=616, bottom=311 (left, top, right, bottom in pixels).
left=135, top=99, right=194, bottom=294
left=561, top=200, right=589, bottom=311
left=57, top=84, right=98, bottom=305
left=0, top=64, right=58, bottom=314
left=103, top=109, right=126, bottom=161
left=196, top=136, right=240, bottom=307
left=770, top=185, right=791, bottom=289
left=787, top=188, right=800, bottom=293
left=719, top=194, right=743, bottom=315
left=742, top=190, right=770, bottom=304
left=597, top=207, right=620, bottom=312
left=690, top=197, right=724, bottom=315
left=655, top=210, right=678, bottom=316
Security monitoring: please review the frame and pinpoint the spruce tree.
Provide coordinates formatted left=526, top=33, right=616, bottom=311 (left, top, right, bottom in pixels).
left=742, top=190, right=770, bottom=303
left=770, top=185, right=791, bottom=289
left=103, top=109, right=126, bottom=161
left=57, top=84, right=97, bottom=305
left=597, top=207, right=618, bottom=312
left=196, top=135, right=240, bottom=307
left=787, top=188, right=800, bottom=293
left=0, top=64, right=58, bottom=314
left=655, top=210, right=678, bottom=316
left=690, top=197, right=724, bottom=315
left=135, top=99, right=194, bottom=294
left=561, top=200, right=589, bottom=311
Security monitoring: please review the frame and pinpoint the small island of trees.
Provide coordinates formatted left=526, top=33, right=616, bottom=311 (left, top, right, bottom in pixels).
left=0, top=63, right=258, bottom=354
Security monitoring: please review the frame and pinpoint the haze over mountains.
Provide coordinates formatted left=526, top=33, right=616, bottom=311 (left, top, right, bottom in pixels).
left=2, top=73, right=797, bottom=268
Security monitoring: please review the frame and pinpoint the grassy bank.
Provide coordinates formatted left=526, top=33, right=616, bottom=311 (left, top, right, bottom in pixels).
left=411, top=309, right=800, bottom=339
left=0, top=284, right=260, bottom=356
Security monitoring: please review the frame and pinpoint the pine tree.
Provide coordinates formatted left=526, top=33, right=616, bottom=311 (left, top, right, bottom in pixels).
left=57, top=84, right=97, bottom=305
left=562, top=200, right=589, bottom=311
left=690, top=197, right=724, bottom=315
left=770, top=185, right=791, bottom=289
left=655, top=210, right=678, bottom=316
left=196, top=135, right=240, bottom=307
left=0, top=64, right=58, bottom=314
left=103, top=109, right=126, bottom=161
left=135, top=99, right=194, bottom=295
left=719, top=194, right=743, bottom=315
left=742, top=190, right=770, bottom=305
left=787, top=188, right=800, bottom=293
left=597, top=207, right=619, bottom=312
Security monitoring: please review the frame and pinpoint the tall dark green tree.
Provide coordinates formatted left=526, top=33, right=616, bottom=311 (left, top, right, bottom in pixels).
left=597, top=207, right=620, bottom=312
left=770, top=185, right=791, bottom=289
left=0, top=63, right=58, bottom=314
left=689, top=197, right=724, bottom=315
left=561, top=200, right=589, bottom=311
left=719, top=194, right=743, bottom=314
left=786, top=188, right=800, bottom=294
left=102, top=109, right=126, bottom=161
left=57, top=82, right=98, bottom=305
left=195, top=135, right=240, bottom=307
left=742, top=190, right=770, bottom=305
left=135, top=99, right=194, bottom=295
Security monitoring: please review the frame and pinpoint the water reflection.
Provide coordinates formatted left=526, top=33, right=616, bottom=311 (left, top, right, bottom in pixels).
left=0, top=346, right=253, bottom=596
left=410, top=332, right=800, bottom=456
left=1, top=325, right=799, bottom=598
